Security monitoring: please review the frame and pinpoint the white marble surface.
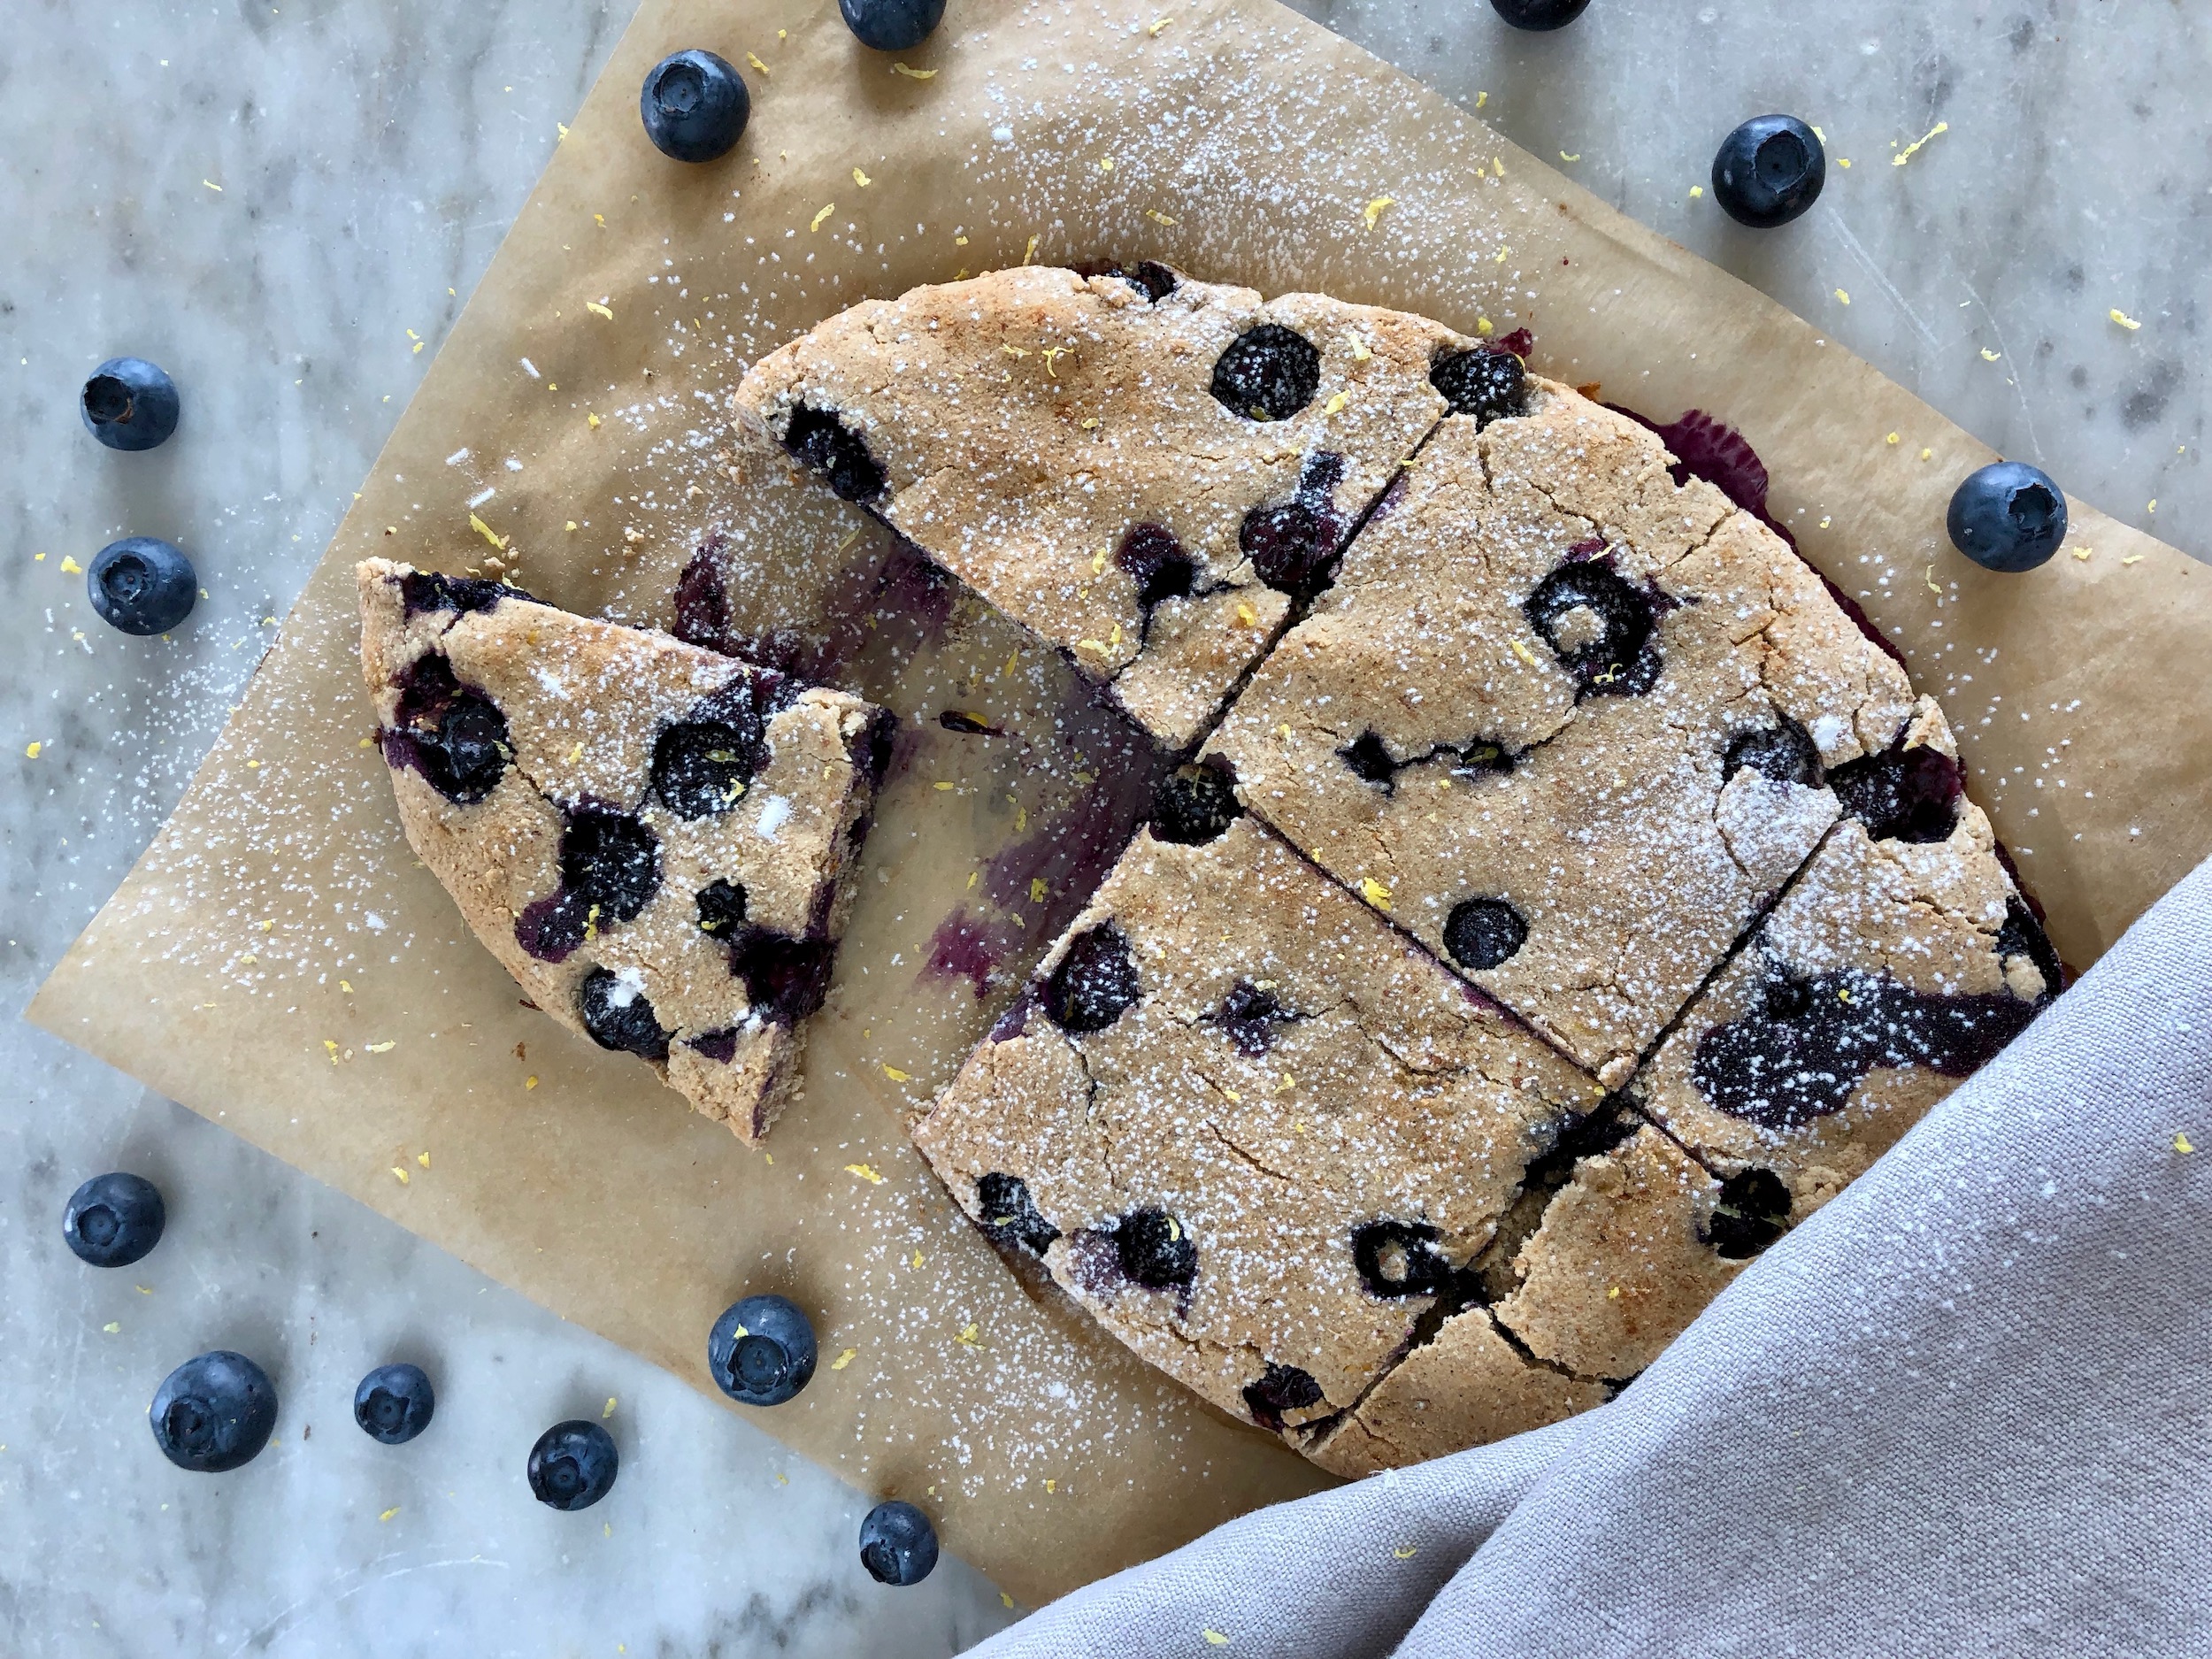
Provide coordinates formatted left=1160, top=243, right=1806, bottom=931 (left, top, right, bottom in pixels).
left=1, top=0, right=2202, bottom=1653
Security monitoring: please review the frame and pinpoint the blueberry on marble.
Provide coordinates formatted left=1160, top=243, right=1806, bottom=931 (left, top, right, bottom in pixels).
left=1723, top=719, right=1821, bottom=789
left=1711, top=115, right=1826, bottom=229
left=150, top=1351, right=278, bottom=1473
left=1444, top=897, right=1529, bottom=972
left=1114, top=1207, right=1198, bottom=1290
left=527, top=1419, right=618, bottom=1510
left=653, top=717, right=764, bottom=818
left=839, top=0, right=945, bottom=52
left=1703, top=1168, right=1792, bottom=1259
left=640, top=50, right=749, bottom=164
left=1351, top=1218, right=1455, bottom=1299
left=1524, top=557, right=1660, bottom=695
left=708, top=1294, right=818, bottom=1407
left=353, top=1363, right=435, bottom=1445
left=81, top=357, right=180, bottom=451
left=1489, top=0, right=1591, bottom=30
left=1946, top=462, right=2068, bottom=573
left=782, top=403, right=886, bottom=502
left=87, top=536, right=196, bottom=635
left=977, top=1171, right=1059, bottom=1256
left=1210, top=324, right=1321, bottom=422
left=579, top=967, right=672, bottom=1061
left=1241, top=1361, right=1324, bottom=1431
left=1150, top=760, right=1241, bottom=846
left=858, top=1499, right=940, bottom=1586
left=1431, top=346, right=1527, bottom=426
left=62, top=1171, right=165, bottom=1268
left=1042, top=924, right=1140, bottom=1033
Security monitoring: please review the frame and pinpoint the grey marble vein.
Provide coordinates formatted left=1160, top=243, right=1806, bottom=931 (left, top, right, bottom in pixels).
left=0, top=0, right=2203, bottom=1654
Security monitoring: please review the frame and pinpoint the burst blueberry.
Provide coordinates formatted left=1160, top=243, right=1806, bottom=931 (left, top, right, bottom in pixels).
left=88, top=536, right=196, bottom=635
left=1042, top=924, right=1140, bottom=1033
left=63, top=1171, right=165, bottom=1267
left=1210, top=324, right=1321, bottom=422
left=839, top=0, right=945, bottom=52
left=859, top=1499, right=940, bottom=1586
left=1711, top=115, right=1826, bottom=228
left=1946, top=462, right=2068, bottom=572
left=528, top=1419, right=618, bottom=1510
left=579, top=967, right=672, bottom=1060
left=1150, top=761, right=1241, bottom=845
left=150, top=1351, right=278, bottom=1472
left=708, top=1294, right=818, bottom=1407
left=354, top=1363, right=436, bottom=1445
left=640, top=50, right=750, bottom=163
left=81, top=357, right=180, bottom=451
left=1114, top=1207, right=1198, bottom=1290
left=1432, top=346, right=1527, bottom=426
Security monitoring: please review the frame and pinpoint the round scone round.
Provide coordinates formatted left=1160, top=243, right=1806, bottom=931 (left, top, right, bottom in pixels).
left=757, top=269, right=2061, bottom=1470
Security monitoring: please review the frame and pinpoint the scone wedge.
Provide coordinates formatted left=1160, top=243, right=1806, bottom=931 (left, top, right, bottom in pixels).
left=357, top=559, right=889, bottom=1142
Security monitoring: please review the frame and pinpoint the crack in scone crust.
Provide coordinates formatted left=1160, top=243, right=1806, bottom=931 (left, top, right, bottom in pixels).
left=745, top=267, right=2060, bottom=1471
left=357, top=558, right=884, bottom=1145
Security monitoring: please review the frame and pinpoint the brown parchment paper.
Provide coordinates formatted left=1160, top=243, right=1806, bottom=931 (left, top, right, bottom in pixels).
left=30, top=0, right=2212, bottom=1608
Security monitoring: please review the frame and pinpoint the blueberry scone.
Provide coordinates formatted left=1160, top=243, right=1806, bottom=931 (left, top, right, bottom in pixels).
left=910, top=810, right=1608, bottom=1451
left=733, top=265, right=1512, bottom=749
left=1633, top=697, right=2057, bottom=1218
left=357, top=559, right=889, bottom=1142
left=1206, top=384, right=1918, bottom=1086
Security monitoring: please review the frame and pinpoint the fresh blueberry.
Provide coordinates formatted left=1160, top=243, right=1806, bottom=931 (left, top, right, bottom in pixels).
left=1711, top=115, right=1826, bottom=228
left=640, top=50, right=749, bottom=164
left=1150, top=761, right=1242, bottom=845
left=353, top=1363, right=435, bottom=1445
left=63, top=1171, right=165, bottom=1267
left=1946, top=462, right=2068, bottom=572
left=579, top=967, right=672, bottom=1061
left=81, top=357, right=180, bottom=451
left=88, top=536, right=196, bottom=635
left=1489, top=0, right=1591, bottom=29
left=858, top=1499, right=940, bottom=1586
left=1210, top=324, right=1322, bottom=422
left=527, top=1419, right=618, bottom=1510
left=707, top=1294, right=818, bottom=1407
left=1042, top=924, right=1140, bottom=1033
left=1114, top=1207, right=1198, bottom=1290
left=839, top=0, right=946, bottom=53
left=150, top=1351, right=278, bottom=1472
left=1444, top=897, right=1529, bottom=972
left=1431, top=346, right=1527, bottom=426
